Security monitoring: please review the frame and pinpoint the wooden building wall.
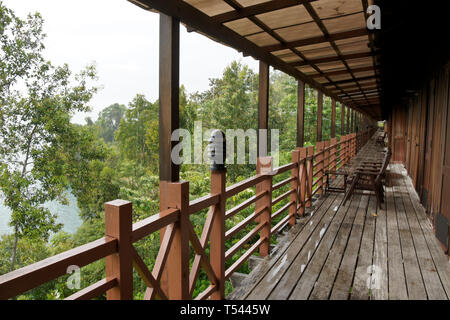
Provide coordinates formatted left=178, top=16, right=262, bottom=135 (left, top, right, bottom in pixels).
left=388, top=64, right=450, bottom=252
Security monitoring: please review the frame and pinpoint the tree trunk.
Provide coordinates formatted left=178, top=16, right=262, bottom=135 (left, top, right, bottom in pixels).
left=10, top=232, right=18, bottom=271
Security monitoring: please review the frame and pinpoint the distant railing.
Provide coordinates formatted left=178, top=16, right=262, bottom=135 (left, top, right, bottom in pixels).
left=0, top=129, right=375, bottom=300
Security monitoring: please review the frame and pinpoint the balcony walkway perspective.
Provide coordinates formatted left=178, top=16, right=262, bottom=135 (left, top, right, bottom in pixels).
left=229, top=165, right=450, bottom=300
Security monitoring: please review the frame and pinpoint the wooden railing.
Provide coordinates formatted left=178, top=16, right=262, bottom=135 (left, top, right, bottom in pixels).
left=0, top=129, right=375, bottom=300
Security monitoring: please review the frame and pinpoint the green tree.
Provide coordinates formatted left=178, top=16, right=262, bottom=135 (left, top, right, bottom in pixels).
left=95, top=103, right=126, bottom=143
left=116, top=94, right=158, bottom=173
left=0, top=3, right=98, bottom=270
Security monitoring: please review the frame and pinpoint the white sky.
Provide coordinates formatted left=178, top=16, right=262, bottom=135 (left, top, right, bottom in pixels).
left=3, top=0, right=259, bottom=123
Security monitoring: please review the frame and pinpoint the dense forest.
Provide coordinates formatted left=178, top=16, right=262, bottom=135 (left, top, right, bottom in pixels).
left=0, top=3, right=345, bottom=299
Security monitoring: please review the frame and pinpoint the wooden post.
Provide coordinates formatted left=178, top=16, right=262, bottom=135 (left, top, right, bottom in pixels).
left=323, top=140, right=330, bottom=191
left=331, top=98, right=336, bottom=138
left=256, top=61, right=271, bottom=257
left=343, top=135, right=349, bottom=166
left=290, top=150, right=300, bottom=226
left=105, top=200, right=133, bottom=300
left=341, top=105, right=346, bottom=136
left=159, top=13, right=181, bottom=296
left=256, top=156, right=273, bottom=257
left=317, top=91, right=323, bottom=142
left=306, top=146, right=314, bottom=207
left=164, top=182, right=190, bottom=300
left=346, top=107, right=350, bottom=134
left=352, top=110, right=356, bottom=133
left=297, top=80, right=306, bottom=148
left=258, top=61, right=269, bottom=157
left=349, top=109, right=354, bottom=133
left=159, top=13, right=180, bottom=183
left=297, top=147, right=307, bottom=216
left=330, top=137, right=338, bottom=179
left=210, top=170, right=226, bottom=300
left=316, top=142, right=325, bottom=195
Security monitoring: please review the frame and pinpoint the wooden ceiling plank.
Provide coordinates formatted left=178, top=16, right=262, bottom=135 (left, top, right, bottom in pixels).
left=211, top=0, right=317, bottom=24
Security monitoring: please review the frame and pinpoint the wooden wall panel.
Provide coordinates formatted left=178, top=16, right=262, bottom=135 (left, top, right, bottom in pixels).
left=423, top=80, right=436, bottom=212
left=390, top=105, right=407, bottom=164
left=389, top=64, right=449, bottom=251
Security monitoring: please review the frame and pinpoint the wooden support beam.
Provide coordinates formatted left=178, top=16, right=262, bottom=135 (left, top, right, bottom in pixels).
left=350, top=110, right=355, bottom=133
left=291, top=52, right=374, bottom=67
left=210, top=170, right=226, bottom=299
left=311, top=66, right=375, bottom=79
left=290, top=150, right=300, bottom=226
left=128, top=0, right=366, bottom=112
left=346, top=106, right=351, bottom=134
left=256, top=157, right=273, bottom=257
left=159, top=14, right=180, bottom=182
left=262, top=28, right=369, bottom=52
left=297, top=80, right=306, bottom=147
left=165, top=182, right=190, bottom=300
left=159, top=14, right=181, bottom=295
left=211, top=0, right=316, bottom=24
left=105, top=200, right=133, bottom=300
left=297, top=147, right=307, bottom=216
left=341, top=104, right=346, bottom=135
left=324, top=75, right=378, bottom=87
left=317, top=91, right=323, bottom=142
left=258, top=61, right=269, bottom=157
left=331, top=98, right=336, bottom=138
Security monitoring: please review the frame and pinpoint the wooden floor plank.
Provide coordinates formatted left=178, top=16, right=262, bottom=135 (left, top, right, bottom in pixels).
left=371, top=182, right=389, bottom=300
left=288, top=195, right=361, bottom=300
left=309, top=195, right=365, bottom=300
left=395, top=168, right=448, bottom=299
left=230, top=156, right=449, bottom=300
left=350, top=195, right=376, bottom=300
left=385, top=178, right=409, bottom=300
left=329, top=195, right=369, bottom=300
left=392, top=168, right=428, bottom=300
left=228, top=192, right=338, bottom=300
left=245, top=193, right=340, bottom=300
left=398, top=165, right=450, bottom=299
left=263, top=194, right=346, bottom=300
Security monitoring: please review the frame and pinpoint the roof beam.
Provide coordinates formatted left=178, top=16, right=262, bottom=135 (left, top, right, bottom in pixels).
left=291, top=51, right=374, bottom=67
left=262, top=28, right=369, bottom=52
left=338, top=86, right=378, bottom=94
left=311, top=66, right=375, bottom=78
left=129, top=0, right=375, bottom=117
left=324, top=75, right=378, bottom=87
left=211, top=0, right=317, bottom=24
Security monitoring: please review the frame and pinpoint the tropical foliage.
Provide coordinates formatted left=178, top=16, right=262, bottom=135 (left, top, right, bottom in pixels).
left=0, top=3, right=347, bottom=299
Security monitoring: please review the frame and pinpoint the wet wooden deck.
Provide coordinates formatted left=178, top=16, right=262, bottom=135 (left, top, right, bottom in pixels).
left=228, top=164, right=450, bottom=300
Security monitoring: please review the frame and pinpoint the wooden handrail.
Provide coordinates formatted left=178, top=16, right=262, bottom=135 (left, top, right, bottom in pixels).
left=132, top=208, right=179, bottom=243
left=188, top=193, right=220, bottom=215
left=225, top=206, right=266, bottom=241
left=225, top=222, right=266, bottom=260
left=0, top=129, right=376, bottom=300
left=0, top=237, right=117, bottom=300
left=225, top=190, right=267, bottom=220
left=272, top=176, right=296, bottom=191
left=225, top=174, right=266, bottom=198
left=64, top=278, right=118, bottom=300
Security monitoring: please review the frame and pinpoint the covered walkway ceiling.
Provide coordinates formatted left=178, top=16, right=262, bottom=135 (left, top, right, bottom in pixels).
left=128, top=0, right=449, bottom=121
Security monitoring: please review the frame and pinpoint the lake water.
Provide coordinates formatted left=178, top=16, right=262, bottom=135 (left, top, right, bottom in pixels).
left=0, top=192, right=82, bottom=236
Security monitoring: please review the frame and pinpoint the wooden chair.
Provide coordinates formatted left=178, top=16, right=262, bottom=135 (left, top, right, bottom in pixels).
left=342, top=150, right=391, bottom=209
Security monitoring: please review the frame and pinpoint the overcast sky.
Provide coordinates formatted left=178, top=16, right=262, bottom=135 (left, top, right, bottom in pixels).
left=3, top=0, right=259, bottom=123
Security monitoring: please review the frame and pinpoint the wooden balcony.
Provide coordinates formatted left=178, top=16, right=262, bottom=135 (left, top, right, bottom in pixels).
left=229, top=163, right=450, bottom=300
left=0, top=131, right=374, bottom=300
